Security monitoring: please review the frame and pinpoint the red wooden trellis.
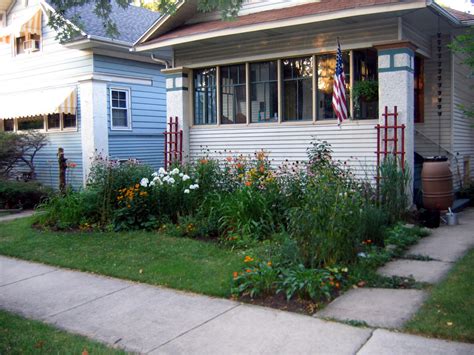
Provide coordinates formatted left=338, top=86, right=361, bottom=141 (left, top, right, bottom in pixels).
left=375, top=106, right=406, bottom=183
left=164, top=116, right=183, bottom=169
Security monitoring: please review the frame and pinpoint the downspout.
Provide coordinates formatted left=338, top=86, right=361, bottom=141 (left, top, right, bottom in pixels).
left=150, top=53, right=170, bottom=68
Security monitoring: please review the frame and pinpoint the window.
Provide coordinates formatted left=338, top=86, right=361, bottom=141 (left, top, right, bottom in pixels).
left=15, top=33, right=40, bottom=55
left=414, top=56, right=424, bottom=123
left=317, top=53, right=350, bottom=119
left=63, top=113, right=77, bottom=129
left=47, top=113, right=60, bottom=130
left=282, top=57, right=313, bottom=121
left=192, top=48, right=381, bottom=125
left=221, top=65, right=247, bottom=124
left=18, top=117, right=43, bottom=131
left=194, top=68, right=217, bottom=125
left=352, top=49, right=378, bottom=119
left=110, top=89, right=131, bottom=129
left=3, top=119, right=14, bottom=131
left=250, top=61, right=278, bottom=123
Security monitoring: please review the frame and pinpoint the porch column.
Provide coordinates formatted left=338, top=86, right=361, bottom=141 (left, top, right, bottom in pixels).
left=376, top=41, right=416, bottom=200
left=164, top=68, right=190, bottom=162
left=79, top=79, right=109, bottom=184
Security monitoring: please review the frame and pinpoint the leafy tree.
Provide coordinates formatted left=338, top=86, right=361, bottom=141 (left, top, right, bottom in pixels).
left=0, top=131, right=47, bottom=179
left=450, top=27, right=474, bottom=119
left=48, top=0, right=244, bottom=41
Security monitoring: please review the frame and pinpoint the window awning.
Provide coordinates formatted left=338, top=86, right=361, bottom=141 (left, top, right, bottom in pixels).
left=0, top=7, right=42, bottom=44
left=0, top=87, right=77, bottom=120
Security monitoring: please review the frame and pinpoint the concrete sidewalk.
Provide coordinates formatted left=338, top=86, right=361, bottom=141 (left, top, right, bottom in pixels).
left=1, top=256, right=473, bottom=354
left=0, top=210, right=35, bottom=223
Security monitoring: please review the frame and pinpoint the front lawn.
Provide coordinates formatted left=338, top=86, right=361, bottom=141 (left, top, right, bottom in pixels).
left=0, top=309, right=124, bottom=354
left=0, top=218, right=244, bottom=297
left=405, top=248, right=474, bottom=343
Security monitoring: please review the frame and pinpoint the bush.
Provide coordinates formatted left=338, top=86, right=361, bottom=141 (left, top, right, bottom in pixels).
left=36, top=190, right=101, bottom=230
left=0, top=180, right=51, bottom=209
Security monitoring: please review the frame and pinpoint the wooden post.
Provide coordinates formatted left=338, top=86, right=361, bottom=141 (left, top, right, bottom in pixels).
left=57, top=147, right=67, bottom=193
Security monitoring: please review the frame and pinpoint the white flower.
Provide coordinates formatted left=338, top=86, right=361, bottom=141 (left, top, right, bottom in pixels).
left=184, top=189, right=190, bottom=194
left=182, top=174, right=190, bottom=181
left=357, top=252, right=367, bottom=258
left=189, top=184, right=199, bottom=190
left=152, top=172, right=158, bottom=177
left=179, top=173, right=184, bottom=177
left=159, top=167, right=166, bottom=175
left=171, top=168, right=180, bottom=175
left=167, top=177, right=175, bottom=184
left=140, top=178, right=149, bottom=187
left=149, top=181, right=155, bottom=187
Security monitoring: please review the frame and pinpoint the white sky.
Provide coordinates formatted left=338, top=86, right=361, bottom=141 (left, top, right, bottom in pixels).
left=438, top=0, right=474, bottom=12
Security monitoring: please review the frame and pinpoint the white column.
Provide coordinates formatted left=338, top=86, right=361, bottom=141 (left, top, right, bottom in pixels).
left=377, top=42, right=415, bottom=201
left=165, top=68, right=190, bottom=161
left=79, top=79, right=109, bottom=184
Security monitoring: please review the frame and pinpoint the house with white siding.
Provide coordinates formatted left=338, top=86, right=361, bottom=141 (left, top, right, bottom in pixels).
left=134, top=0, right=474, bottom=200
left=0, top=0, right=169, bottom=188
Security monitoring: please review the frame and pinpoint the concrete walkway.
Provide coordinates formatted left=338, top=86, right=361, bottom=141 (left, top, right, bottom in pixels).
left=1, top=256, right=473, bottom=354
left=316, top=208, right=474, bottom=331
left=0, top=210, right=35, bottom=223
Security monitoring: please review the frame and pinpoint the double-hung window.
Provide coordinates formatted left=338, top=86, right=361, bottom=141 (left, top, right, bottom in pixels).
left=282, top=57, right=313, bottom=121
left=221, top=64, right=247, bottom=124
left=110, top=88, right=131, bottom=130
left=194, top=68, right=217, bottom=125
left=250, top=61, right=278, bottom=123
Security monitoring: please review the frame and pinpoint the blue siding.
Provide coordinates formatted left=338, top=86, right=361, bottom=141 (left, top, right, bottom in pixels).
left=93, top=55, right=166, bottom=170
left=34, top=90, right=83, bottom=190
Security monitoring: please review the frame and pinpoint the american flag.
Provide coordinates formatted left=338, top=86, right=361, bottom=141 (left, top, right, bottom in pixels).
left=332, top=40, right=348, bottom=124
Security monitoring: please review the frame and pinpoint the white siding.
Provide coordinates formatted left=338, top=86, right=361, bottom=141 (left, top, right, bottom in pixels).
left=190, top=121, right=378, bottom=181
left=0, top=0, right=93, bottom=94
left=415, top=35, right=452, bottom=158
left=452, top=50, right=474, bottom=187
left=174, top=18, right=398, bottom=67
left=401, top=18, right=431, bottom=57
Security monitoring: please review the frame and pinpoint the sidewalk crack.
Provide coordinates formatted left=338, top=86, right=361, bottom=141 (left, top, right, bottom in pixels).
left=355, top=328, right=376, bottom=354
left=0, top=269, right=59, bottom=288
left=45, top=284, right=133, bottom=320
left=146, top=304, right=241, bottom=353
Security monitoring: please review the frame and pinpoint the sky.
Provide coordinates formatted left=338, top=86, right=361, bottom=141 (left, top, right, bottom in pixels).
left=438, top=0, right=474, bottom=13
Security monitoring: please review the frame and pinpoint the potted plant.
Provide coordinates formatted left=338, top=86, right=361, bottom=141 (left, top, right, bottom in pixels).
left=352, top=80, right=378, bottom=118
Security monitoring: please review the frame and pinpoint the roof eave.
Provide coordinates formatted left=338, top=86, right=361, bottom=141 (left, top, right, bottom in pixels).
left=426, top=1, right=470, bottom=27
left=63, top=35, right=132, bottom=50
left=135, top=1, right=429, bottom=52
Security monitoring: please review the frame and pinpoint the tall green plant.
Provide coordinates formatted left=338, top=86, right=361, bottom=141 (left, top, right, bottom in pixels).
left=378, top=156, right=410, bottom=224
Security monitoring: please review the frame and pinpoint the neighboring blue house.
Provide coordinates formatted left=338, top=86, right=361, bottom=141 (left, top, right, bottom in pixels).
left=0, top=0, right=169, bottom=188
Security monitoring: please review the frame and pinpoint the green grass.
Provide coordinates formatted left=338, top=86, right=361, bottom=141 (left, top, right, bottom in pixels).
left=405, top=248, right=474, bottom=343
left=0, top=309, right=125, bottom=354
left=0, top=218, right=245, bottom=297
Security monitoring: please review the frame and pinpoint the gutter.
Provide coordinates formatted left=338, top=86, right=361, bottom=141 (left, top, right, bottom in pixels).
left=426, top=0, right=467, bottom=27
left=63, top=34, right=132, bottom=49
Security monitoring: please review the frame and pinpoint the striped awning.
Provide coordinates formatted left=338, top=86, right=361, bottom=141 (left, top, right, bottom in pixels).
left=0, top=7, right=42, bottom=44
left=0, top=87, right=77, bottom=120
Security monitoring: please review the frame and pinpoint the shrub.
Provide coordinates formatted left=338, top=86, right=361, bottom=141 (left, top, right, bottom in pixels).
left=36, top=190, right=101, bottom=229
left=0, top=180, right=51, bottom=209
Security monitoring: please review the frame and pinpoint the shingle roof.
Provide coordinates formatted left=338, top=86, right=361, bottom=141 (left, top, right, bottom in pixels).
left=146, top=0, right=421, bottom=45
left=47, top=0, right=161, bottom=43
left=444, top=7, right=474, bottom=21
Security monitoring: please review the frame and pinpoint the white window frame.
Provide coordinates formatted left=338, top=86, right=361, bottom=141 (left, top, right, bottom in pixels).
left=110, top=87, right=132, bottom=131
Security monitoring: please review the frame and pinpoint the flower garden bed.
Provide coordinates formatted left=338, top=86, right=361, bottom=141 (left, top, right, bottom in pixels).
left=18, top=140, right=424, bottom=310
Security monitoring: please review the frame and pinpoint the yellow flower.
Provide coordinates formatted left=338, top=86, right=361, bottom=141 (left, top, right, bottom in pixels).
left=244, top=256, right=254, bottom=263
